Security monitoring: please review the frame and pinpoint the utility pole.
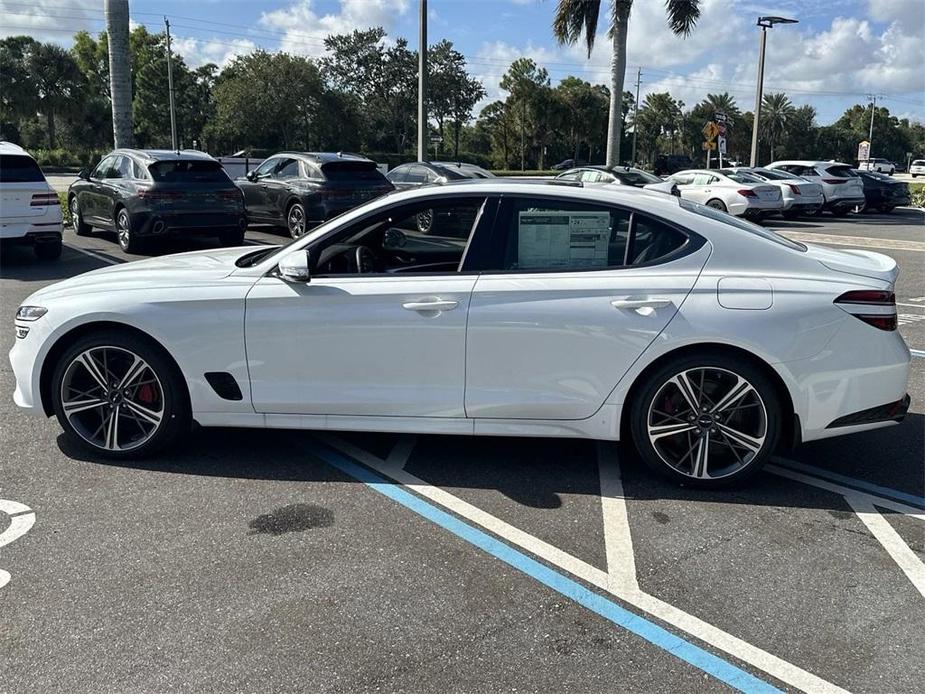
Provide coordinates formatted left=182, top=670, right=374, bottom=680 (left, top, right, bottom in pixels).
left=165, top=17, right=178, bottom=152
left=416, top=0, right=427, bottom=162
left=867, top=93, right=879, bottom=157
left=631, top=67, right=641, bottom=166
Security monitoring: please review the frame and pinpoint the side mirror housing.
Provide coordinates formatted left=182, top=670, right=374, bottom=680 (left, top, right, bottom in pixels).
left=246, top=170, right=258, bottom=182
left=278, top=249, right=311, bottom=283
left=78, top=168, right=90, bottom=181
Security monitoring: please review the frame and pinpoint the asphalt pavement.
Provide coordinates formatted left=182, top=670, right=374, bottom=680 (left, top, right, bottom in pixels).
left=1, top=209, right=922, bottom=693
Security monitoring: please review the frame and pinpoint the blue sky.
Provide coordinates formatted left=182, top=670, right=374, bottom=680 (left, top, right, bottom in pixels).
left=3, top=0, right=923, bottom=124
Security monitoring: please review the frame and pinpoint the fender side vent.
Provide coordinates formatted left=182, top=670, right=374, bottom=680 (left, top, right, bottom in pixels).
left=204, top=372, right=243, bottom=401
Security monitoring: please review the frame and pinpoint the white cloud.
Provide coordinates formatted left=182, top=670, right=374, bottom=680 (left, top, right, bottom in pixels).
left=172, top=37, right=258, bottom=69
left=0, top=0, right=102, bottom=43
left=258, top=0, right=410, bottom=58
left=866, top=0, right=925, bottom=25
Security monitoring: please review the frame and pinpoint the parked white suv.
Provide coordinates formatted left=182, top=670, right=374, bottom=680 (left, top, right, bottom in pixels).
left=766, top=160, right=866, bottom=216
left=858, top=158, right=895, bottom=175
left=0, top=142, right=63, bottom=260
left=910, top=159, right=925, bottom=178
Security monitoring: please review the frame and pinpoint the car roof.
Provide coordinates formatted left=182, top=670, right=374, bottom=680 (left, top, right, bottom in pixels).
left=768, top=160, right=853, bottom=168
left=112, top=149, right=218, bottom=163
left=0, top=141, right=32, bottom=157
left=272, top=152, right=374, bottom=165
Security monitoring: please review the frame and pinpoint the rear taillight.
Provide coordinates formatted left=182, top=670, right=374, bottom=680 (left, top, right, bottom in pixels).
left=138, top=189, right=182, bottom=201
left=834, top=290, right=897, bottom=331
left=822, top=178, right=847, bottom=184
left=788, top=184, right=801, bottom=195
left=30, top=192, right=60, bottom=206
left=737, top=189, right=757, bottom=198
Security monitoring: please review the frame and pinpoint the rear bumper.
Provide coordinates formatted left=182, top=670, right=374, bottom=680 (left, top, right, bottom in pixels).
left=825, top=197, right=866, bottom=211
left=826, top=394, right=910, bottom=429
left=0, top=229, right=63, bottom=245
left=135, top=210, right=247, bottom=237
left=0, top=219, right=63, bottom=241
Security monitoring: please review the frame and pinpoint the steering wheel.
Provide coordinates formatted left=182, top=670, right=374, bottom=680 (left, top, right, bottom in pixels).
left=354, top=245, right=379, bottom=274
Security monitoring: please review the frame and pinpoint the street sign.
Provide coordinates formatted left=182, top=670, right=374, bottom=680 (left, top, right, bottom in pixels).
left=717, top=122, right=727, bottom=137
left=857, top=140, right=870, bottom=161
left=714, top=112, right=727, bottom=123
left=718, top=136, right=727, bottom=154
left=702, top=122, right=719, bottom=140
left=702, top=141, right=717, bottom=151
left=430, top=135, right=443, bottom=144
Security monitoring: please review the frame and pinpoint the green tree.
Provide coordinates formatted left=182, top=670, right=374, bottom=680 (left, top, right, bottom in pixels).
left=500, top=58, right=551, bottom=170
left=477, top=100, right=516, bottom=168
left=635, top=92, right=683, bottom=164
left=552, top=0, right=701, bottom=166
left=759, top=92, right=794, bottom=163
left=555, top=76, right=609, bottom=162
left=26, top=43, right=87, bottom=148
left=427, top=40, right=486, bottom=158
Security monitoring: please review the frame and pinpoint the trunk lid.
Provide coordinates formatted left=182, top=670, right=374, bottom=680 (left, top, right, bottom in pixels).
left=804, top=243, right=899, bottom=285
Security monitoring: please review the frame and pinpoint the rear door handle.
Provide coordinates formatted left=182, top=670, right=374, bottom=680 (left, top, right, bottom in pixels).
left=402, top=300, right=458, bottom=312
left=611, top=298, right=672, bottom=309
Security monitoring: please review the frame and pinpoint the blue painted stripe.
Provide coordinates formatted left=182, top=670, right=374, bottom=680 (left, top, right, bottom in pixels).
left=776, top=460, right=925, bottom=508
left=309, top=442, right=782, bottom=694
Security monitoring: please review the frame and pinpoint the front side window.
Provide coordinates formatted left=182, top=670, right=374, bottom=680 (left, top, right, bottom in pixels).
left=692, top=173, right=715, bottom=186
left=92, top=156, right=114, bottom=179
left=309, top=196, right=487, bottom=276
left=254, top=157, right=279, bottom=178
left=387, top=165, right=408, bottom=183
left=556, top=170, right=580, bottom=181
left=671, top=173, right=694, bottom=185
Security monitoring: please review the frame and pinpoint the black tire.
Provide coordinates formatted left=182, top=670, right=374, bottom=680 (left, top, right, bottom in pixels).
left=219, top=227, right=245, bottom=246
left=116, top=207, right=145, bottom=254
left=781, top=210, right=799, bottom=219
left=286, top=202, right=307, bottom=239
left=69, top=195, right=92, bottom=236
left=629, top=350, right=781, bottom=488
left=34, top=238, right=62, bottom=261
left=51, top=330, right=190, bottom=459
left=829, top=207, right=849, bottom=217
left=879, top=205, right=894, bottom=214
left=705, top=198, right=727, bottom=212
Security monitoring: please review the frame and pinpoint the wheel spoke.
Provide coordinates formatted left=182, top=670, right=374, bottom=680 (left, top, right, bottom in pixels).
left=649, top=421, right=698, bottom=441
left=103, top=406, right=120, bottom=450
left=716, top=423, right=764, bottom=454
left=669, top=371, right=701, bottom=413
left=63, top=397, right=107, bottom=416
left=692, top=435, right=710, bottom=478
left=710, top=376, right=755, bottom=415
left=124, top=400, right=163, bottom=426
left=118, top=355, right=148, bottom=390
left=76, top=352, right=109, bottom=390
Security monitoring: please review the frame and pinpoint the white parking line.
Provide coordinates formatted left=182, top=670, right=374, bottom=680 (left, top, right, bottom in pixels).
left=778, top=231, right=925, bottom=253
left=321, top=433, right=847, bottom=694
left=64, top=243, right=120, bottom=266
left=845, top=495, right=925, bottom=599
left=0, top=499, right=36, bottom=590
left=597, top=442, right=638, bottom=593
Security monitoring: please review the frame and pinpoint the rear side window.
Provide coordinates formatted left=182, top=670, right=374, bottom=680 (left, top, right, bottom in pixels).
left=486, top=197, right=689, bottom=272
left=321, top=161, right=386, bottom=183
left=148, top=160, right=230, bottom=183
left=824, top=165, right=857, bottom=178
left=0, top=154, right=45, bottom=182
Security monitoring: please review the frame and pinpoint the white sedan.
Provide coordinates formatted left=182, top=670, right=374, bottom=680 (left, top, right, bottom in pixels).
left=726, top=167, right=825, bottom=218
left=667, top=169, right=783, bottom=219
left=10, top=181, right=911, bottom=487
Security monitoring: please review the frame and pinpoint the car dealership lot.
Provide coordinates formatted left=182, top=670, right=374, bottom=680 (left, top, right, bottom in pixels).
left=1, top=210, right=923, bottom=692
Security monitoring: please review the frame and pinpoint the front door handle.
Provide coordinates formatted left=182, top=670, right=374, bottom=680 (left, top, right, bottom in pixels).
left=611, top=298, right=672, bottom=309
left=402, top=300, right=458, bottom=312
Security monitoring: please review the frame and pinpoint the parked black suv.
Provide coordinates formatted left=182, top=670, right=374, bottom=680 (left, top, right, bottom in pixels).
left=855, top=169, right=911, bottom=213
left=68, top=149, right=247, bottom=253
left=653, top=154, right=694, bottom=176
left=235, top=152, right=393, bottom=238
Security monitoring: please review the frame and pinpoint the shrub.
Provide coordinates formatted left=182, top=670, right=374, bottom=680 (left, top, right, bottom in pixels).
left=58, top=192, right=72, bottom=227
left=909, top=182, right=925, bottom=208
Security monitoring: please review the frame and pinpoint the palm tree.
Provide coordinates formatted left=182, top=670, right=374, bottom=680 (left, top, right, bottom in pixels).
left=105, top=0, right=133, bottom=147
left=553, top=0, right=701, bottom=167
left=760, top=92, right=794, bottom=162
left=703, top=92, right=740, bottom=119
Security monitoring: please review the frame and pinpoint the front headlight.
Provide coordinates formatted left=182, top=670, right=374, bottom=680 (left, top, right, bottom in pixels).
left=16, top=306, right=47, bottom=321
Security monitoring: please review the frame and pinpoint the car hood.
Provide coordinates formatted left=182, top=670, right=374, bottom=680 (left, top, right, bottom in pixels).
left=804, top=244, right=899, bottom=284
left=30, top=246, right=258, bottom=301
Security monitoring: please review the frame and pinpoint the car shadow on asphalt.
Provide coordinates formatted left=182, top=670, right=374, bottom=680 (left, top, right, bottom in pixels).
left=56, top=412, right=924, bottom=513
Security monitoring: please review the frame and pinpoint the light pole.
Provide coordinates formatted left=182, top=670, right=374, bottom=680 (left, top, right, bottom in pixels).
left=749, top=16, right=797, bottom=167
left=417, top=0, right=427, bottom=162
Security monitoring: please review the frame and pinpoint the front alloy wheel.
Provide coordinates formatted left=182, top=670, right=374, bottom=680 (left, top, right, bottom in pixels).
left=631, top=355, right=780, bottom=487
left=52, top=332, right=189, bottom=457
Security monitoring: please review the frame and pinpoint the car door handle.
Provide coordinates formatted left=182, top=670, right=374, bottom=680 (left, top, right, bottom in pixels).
left=611, top=298, right=672, bottom=309
left=402, top=300, right=458, bottom=312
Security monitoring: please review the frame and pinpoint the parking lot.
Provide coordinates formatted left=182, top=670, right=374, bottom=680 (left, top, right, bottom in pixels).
left=1, top=209, right=923, bottom=692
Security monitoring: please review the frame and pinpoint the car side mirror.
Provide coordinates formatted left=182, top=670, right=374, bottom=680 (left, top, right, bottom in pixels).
left=79, top=168, right=90, bottom=181
left=278, top=249, right=311, bottom=283
left=246, top=170, right=258, bottom=182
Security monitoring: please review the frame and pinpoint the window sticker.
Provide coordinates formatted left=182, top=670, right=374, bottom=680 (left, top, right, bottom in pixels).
left=517, top=210, right=610, bottom=269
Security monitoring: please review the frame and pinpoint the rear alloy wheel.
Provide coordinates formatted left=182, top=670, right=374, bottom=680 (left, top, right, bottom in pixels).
left=70, top=195, right=92, bottom=236
left=416, top=208, right=435, bottom=233
left=287, top=202, right=306, bottom=239
left=116, top=208, right=144, bottom=253
left=52, top=332, right=189, bottom=458
left=631, top=354, right=780, bottom=487
left=705, top=198, right=727, bottom=212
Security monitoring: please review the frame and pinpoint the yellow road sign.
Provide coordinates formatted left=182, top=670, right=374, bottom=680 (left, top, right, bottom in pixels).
left=702, top=122, right=720, bottom=140
left=702, top=141, right=717, bottom=150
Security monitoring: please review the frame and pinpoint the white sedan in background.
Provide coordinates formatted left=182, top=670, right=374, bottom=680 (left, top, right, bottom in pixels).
left=667, top=169, right=783, bottom=219
left=765, top=160, right=866, bottom=215
left=10, top=181, right=910, bottom=488
left=726, top=167, right=825, bottom=218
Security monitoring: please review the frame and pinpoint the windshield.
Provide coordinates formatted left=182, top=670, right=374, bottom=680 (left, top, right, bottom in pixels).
left=720, top=170, right=765, bottom=184
left=148, top=160, right=230, bottom=183
left=615, top=170, right=662, bottom=185
left=679, top=198, right=806, bottom=251
left=0, top=154, right=45, bottom=182
left=751, top=168, right=798, bottom=181
left=913, top=160, right=925, bottom=166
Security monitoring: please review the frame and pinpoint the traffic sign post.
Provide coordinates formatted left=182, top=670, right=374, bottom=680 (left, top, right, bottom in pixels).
left=857, top=140, right=870, bottom=163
